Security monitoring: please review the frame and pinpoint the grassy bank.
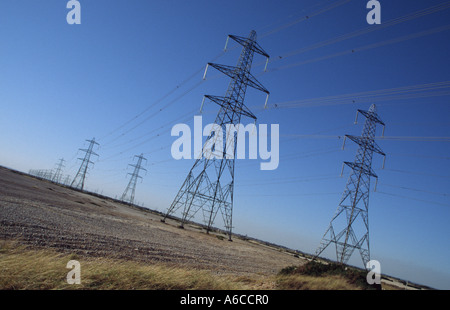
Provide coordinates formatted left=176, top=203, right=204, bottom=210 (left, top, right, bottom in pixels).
left=276, top=261, right=382, bottom=290
left=0, top=241, right=267, bottom=290
left=1, top=241, right=387, bottom=290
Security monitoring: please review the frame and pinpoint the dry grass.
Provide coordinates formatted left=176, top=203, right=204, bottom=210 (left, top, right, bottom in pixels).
left=0, top=241, right=268, bottom=290
left=0, top=241, right=387, bottom=290
left=276, top=274, right=359, bottom=290
left=276, top=261, right=383, bottom=290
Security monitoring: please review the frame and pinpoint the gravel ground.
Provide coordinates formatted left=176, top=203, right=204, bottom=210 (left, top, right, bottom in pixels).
left=0, top=166, right=303, bottom=276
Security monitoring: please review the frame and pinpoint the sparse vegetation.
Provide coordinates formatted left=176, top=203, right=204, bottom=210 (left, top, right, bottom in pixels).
left=1, top=241, right=389, bottom=290
left=0, top=241, right=269, bottom=290
left=0, top=168, right=410, bottom=290
left=277, top=261, right=382, bottom=290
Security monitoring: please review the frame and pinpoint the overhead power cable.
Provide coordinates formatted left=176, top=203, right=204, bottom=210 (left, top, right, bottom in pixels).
left=257, top=1, right=450, bottom=67
left=260, top=0, right=353, bottom=38
left=279, top=134, right=450, bottom=142
left=382, top=168, right=450, bottom=180
left=264, top=80, right=450, bottom=109
left=380, top=183, right=449, bottom=197
left=266, top=24, right=450, bottom=73
left=377, top=191, right=450, bottom=208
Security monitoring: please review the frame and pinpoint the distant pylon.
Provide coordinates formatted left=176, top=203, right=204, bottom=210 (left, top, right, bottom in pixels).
left=121, top=153, right=147, bottom=205
left=161, top=30, right=270, bottom=241
left=63, top=175, right=71, bottom=186
left=71, top=138, right=99, bottom=191
left=315, top=104, right=386, bottom=269
left=52, top=158, right=65, bottom=184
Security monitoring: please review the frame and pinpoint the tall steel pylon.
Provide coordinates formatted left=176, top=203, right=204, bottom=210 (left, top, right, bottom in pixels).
left=162, top=30, right=270, bottom=240
left=71, top=138, right=99, bottom=191
left=121, top=153, right=147, bottom=205
left=52, top=158, right=65, bottom=184
left=315, top=104, right=386, bottom=269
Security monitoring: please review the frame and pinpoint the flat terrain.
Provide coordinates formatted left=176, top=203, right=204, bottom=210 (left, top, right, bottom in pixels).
left=0, top=166, right=303, bottom=278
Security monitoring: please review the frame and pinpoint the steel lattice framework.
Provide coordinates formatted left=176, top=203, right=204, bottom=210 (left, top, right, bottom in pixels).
left=162, top=30, right=270, bottom=240
left=71, top=138, right=99, bottom=191
left=121, top=153, right=147, bottom=205
left=315, top=104, right=385, bottom=268
left=52, top=158, right=65, bottom=184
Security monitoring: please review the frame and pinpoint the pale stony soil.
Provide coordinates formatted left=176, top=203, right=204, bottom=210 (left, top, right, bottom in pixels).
left=0, top=166, right=303, bottom=276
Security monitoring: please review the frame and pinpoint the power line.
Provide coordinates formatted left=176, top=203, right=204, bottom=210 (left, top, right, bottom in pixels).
left=259, top=0, right=353, bottom=38
left=266, top=24, right=450, bottom=73
left=377, top=136, right=450, bottom=142
left=99, top=51, right=226, bottom=145
left=256, top=0, right=333, bottom=34
left=387, top=152, right=450, bottom=160
left=240, top=192, right=341, bottom=197
left=100, top=79, right=206, bottom=148
left=237, top=147, right=342, bottom=168
left=97, top=0, right=354, bottom=150
left=257, top=1, right=450, bottom=67
left=99, top=82, right=205, bottom=161
left=389, top=121, right=450, bottom=128
left=92, top=1, right=359, bottom=164
left=377, top=191, right=450, bottom=208
left=101, top=108, right=197, bottom=152
left=279, top=134, right=450, bottom=142
left=279, top=147, right=340, bottom=161
left=380, top=183, right=449, bottom=197
left=264, top=80, right=450, bottom=109
left=238, top=175, right=341, bottom=186
left=98, top=0, right=338, bottom=147
left=382, top=168, right=450, bottom=180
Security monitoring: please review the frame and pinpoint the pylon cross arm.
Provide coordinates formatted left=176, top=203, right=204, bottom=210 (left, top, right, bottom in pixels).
left=357, top=109, right=385, bottom=126
left=245, top=72, right=270, bottom=94
left=204, top=95, right=256, bottom=120
left=208, top=63, right=269, bottom=95
left=344, top=161, right=378, bottom=178
left=228, top=34, right=270, bottom=58
left=345, top=135, right=385, bottom=156
left=208, top=63, right=238, bottom=79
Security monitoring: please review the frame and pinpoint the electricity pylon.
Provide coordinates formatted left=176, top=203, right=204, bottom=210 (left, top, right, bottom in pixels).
left=52, top=158, right=65, bottom=184
left=121, top=153, right=147, bottom=205
left=71, top=138, right=99, bottom=191
left=62, top=175, right=71, bottom=186
left=162, top=30, right=270, bottom=240
left=315, top=104, right=386, bottom=269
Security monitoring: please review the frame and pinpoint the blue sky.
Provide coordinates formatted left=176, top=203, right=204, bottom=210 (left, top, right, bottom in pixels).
left=1, top=0, right=450, bottom=289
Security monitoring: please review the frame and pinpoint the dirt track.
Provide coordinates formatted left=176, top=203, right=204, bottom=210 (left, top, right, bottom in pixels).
left=0, top=166, right=303, bottom=276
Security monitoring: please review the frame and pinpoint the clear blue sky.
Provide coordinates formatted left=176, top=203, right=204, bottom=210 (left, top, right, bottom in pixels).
left=1, top=0, right=450, bottom=289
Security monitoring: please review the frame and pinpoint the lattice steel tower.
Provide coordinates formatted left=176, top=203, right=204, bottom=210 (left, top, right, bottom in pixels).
left=52, top=158, right=65, bottom=184
left=162, top=30, right=270, bottom=240
left=121, top=153, right=147, bottom=205
left=315, top=104, right=386, bottom=268
left=71, top=138, right=99, bottom=191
